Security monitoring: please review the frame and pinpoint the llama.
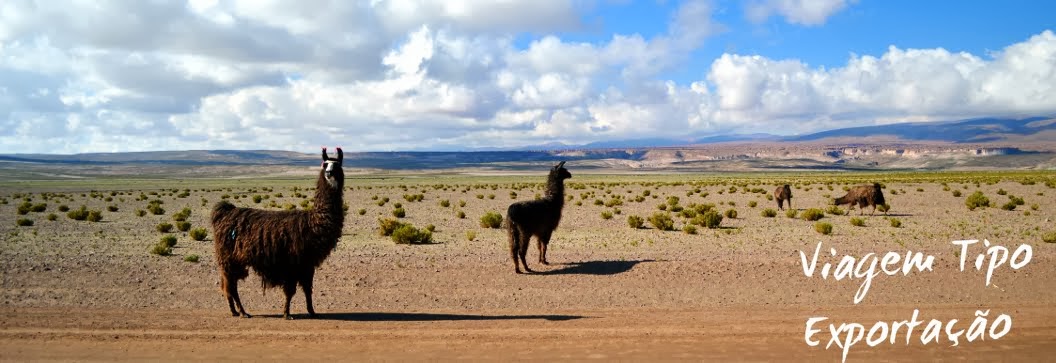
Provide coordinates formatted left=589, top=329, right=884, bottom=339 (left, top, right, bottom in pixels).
left=774, top=184, right=793, bottom=210
left=210, top=147, right=345, bottom=319
left=834, top=183, right=886, bottom=215
left=506, top=161, right=572, bottom=274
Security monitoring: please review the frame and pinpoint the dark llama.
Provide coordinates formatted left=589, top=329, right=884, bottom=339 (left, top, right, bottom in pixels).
left=506, top=161, right=572, bottom=274
left=210, top=147, right=346, bottom=319
left=774, top=184, right=793, bottom=210
left=834, top=182, right=886, bottom=215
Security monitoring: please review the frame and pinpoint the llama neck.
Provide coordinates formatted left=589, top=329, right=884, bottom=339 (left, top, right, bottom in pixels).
left=311, top=174, right=344, bottom=227
left=545, top=176, right=565, bottom=208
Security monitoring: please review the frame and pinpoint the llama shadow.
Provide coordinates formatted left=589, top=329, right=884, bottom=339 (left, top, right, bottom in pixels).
left=303, top=312, right=584, bottom=322
left=538, top=259, right=656, bottom=276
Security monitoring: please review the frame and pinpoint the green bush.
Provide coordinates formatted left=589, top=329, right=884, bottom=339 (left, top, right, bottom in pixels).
left=439, top=199, right=451, bottom=208
left=996, top=188, right=1007, bottom=195
left=698, top=210, right=723, bottom=229
left=378, top=218, right=408, bottom=236
left=466, top=230, right=477, bottom=241
left=761, top=208, right=777, bottom=218
left=86, top=210, right=103, bottom=222
left=785, top=209, right=798, bottom=219
left=889, top=218, right=902, bottom=228
left=801, top=208, right=825, bottom=221
left=184, top=254, right=200, bottom=263
left=1042, top=231, right=1056, bottom=243
left=747, top=201, right=758, bottom=208
left=392, top=207, right=406, bottom=218
left=176, top=221, right=192, bottom=232
left=952, top=190, right=962, bottom=197
left=160, top=235, right=178, bottom=247
left=724, top=209, right=737, bottom=219
left=16, top=202, right=30, bottom=215
left=814, top=222, right=833, bottom=235
left=648, top=212, right=675, bottom=231
left=16, top=218, right=33, bottom=227
left=877, top=203, right=890, bottom=214
left=189, top=227, right=208, bottom=241
left=391, top=224, right=433, bottom=244
left=150, top=244, right=172, bottom=256
left=456, top=210, right=466, bottom=219
left=58, top=205, right=70, bottom=212
left=30, top=203, right=47, bottom=212
left=480, top=211, right=503, bottom=228
left=357, top=208, right=367, bottom=215
left=1001, top=200, right=1017, bottom=211
left=67, top=206, right=89, bottom=221
left=682, top=224, right=698, bottom=235
left=46, top=213, right=57, bottom=221
left=850, top=217, right=865, bottom=227
left=825, top=205, right=845, bottom=216
left=965, top=191, right=990, bottom=210
left=601, top=211, right=614, bottom=220
left=253, top=195, right=263, bottom=203
left=157, top=222, right=174, bottom=233
left=107, top=205, right=119, bottom=212
left=627, top=215, right=645, bottom=229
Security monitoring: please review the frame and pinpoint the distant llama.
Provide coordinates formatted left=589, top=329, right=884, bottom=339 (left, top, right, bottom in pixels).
left=774, top=184, right=793, bottom=210
left=210, top=147, right=346, bottom=319
left=834, top=183, right=886, bottom=215
left=506, top=161, right=572, bottom=274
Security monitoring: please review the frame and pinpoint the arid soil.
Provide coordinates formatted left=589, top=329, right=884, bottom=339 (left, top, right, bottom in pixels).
left=2, top=172, right=1055, bottom=361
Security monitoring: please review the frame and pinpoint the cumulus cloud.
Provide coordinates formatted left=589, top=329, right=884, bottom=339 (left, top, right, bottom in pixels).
left=745, top=0, right=851, bottom=26
left=0, top=0, right=1055, bottom=154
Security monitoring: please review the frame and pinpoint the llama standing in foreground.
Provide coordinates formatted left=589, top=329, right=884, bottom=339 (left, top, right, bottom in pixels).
left=774, top=184, right=793, bottom=210
left=506, top=161, right=572, bottom=274
left=211, top=147, right=345, bottom=319
left=834, top=183, right=886, bottom=215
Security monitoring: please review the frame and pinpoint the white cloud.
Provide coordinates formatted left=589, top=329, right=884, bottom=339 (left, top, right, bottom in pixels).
left=746, top=0, right=851, bottom=26
left=1, top=0, right=1055, bottom=154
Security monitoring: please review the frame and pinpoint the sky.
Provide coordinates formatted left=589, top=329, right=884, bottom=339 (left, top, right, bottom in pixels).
left=1, top=0, right=1055, bottom=154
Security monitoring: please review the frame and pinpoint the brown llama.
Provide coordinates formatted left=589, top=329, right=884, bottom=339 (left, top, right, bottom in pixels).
left=210, top=147, right=345, bottom=319
left=774, top=184, right=793, bottom=210
left=506, top=161, right=572, bottom=274
left=833, top=182, right=886, bottom=215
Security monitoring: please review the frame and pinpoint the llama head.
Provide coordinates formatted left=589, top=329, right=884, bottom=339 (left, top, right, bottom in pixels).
left=551, top=161, right=571, bottom=180
left=321, top=147, right=345, bottom=188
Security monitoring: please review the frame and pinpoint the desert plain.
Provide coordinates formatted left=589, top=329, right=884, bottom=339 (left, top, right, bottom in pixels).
left=1, top=170, right=1055, bottom=361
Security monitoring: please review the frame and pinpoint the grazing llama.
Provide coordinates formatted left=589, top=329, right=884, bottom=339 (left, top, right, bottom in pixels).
left=506, top=161, right=572, bottom=274
left=774, top=184, right=793, bottom=210
left=834, top=183, right=886, bottom=215
left=211, top=147, right=345, bottom=319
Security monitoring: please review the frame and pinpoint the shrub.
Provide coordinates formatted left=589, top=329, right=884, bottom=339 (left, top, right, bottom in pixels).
left=889, top=218, right=902, bottom=228
left=46, top=213, right=57, bottom=221
left=466, top=230, right=477, bottom=241
left=58, top=205, right=70, bottom=212
left=456, top=210, right=466, bottom=219
left=184, top=254, right=200, bottom=263
left=877, top=203, right=890, bottom=214
left=761, top=208, right=777, bottom=218
left=148, top=204, right=165, bottom=215
left=1042, top=231, right=1056, bottom=244
left=439, top=199, right=451, bottom=208
left=16, top=202, right=30, bottom=215
left=392, top=207, right=406, bottom=218
left=392, top=224, right=433, bottom=244
left=698, top=210, right=723, bottom=229
left=996, top=188, right=1007, bottom=195
left=648, top=212, right=675, bottom=231
left=1031, top=203, right=1040, bottom=211
left=952, top=190, right=962, bottom=197
left=16, top=218, right=33, bottom=226
left=814, top=222, right=833, bottom=235
left=253, top=195, right=263, bottom=203
left=150, top=244, right=172, bottom=256
left=136, top=209, right=147, bottom=217
left=459, top=200, right=467, bottom=207
left=627, top=215, right=645, bottom=229
left=157, top=222, right=174, bottom=233
left=189, top=227, right=208, bottom=241
left=724, top=209, right=737, bottom=219
left=801, top=208, right=825, bottom=221
left=825, top=205, right=844, bottom=216
left=425, top=224, right=436, bottom=232
left=747, top=201, right=758, bottom=208
left=107, top=205, right=119, bottom=212
left=850, top=217, right=865, bottom=227
left=30, top=203, right=47, bottom=212
left=480, top=211, right=503, bottom=229
left=601, top=210, right=614, bottom=220
left=682, top=225, right=698, bottom=235
left=86, top=210, right=103, bottom=222
left=176, top=221, right=192, bottom=232
left=785, top=209, right=798, bottom=219
left=378, top=218, right=408, bottom=236
left=160, top=235, right=178, bottom=248
left=67, top=206, right=89, bottom=221
left=965, top=191, right=990, bottom=210
left=1001, top=200, right=1018, bottom=211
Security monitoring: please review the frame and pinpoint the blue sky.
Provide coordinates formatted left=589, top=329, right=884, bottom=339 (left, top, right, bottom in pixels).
left=1, top=0, right=1055, bottom=153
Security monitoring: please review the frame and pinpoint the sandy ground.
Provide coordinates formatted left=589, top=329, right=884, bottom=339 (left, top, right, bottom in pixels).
left=2, top=173, right=1055, bottom=361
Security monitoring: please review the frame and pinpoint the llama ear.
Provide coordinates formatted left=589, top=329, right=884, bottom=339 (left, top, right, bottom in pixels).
left=555, top=161, right=565, bottom=169
left=322, top=147, right=329, bottom=161
left=336, top=147, right=343, bottom=162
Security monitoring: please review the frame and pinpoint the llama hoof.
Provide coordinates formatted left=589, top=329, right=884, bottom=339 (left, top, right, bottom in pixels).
left=284, top=314, right=294, bottom=320
left=240, top=313, right=252, bottom=319
left=540, top=261, right=550, bottom=266
left=307, top=312, right=317, bottom=319
left=524, top=268, right=536, bottom=274
left=515, top=269, right=523, bottom=274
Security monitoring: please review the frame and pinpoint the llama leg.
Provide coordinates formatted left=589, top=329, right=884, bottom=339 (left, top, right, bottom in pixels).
left=219, top=272, right=238, bottom=317
left=282, top=280, right=298, bottom=320
left=224, top=271, right=251, bottom=318
left=537, top=231, right=553, bottom=265
left=519, top=232, right=534, bottom=273
left=300, top=270, right=317, bottom=318
left=509, top=227, right=523, bottom=274
left=777, top=199, right=783, bottom=210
